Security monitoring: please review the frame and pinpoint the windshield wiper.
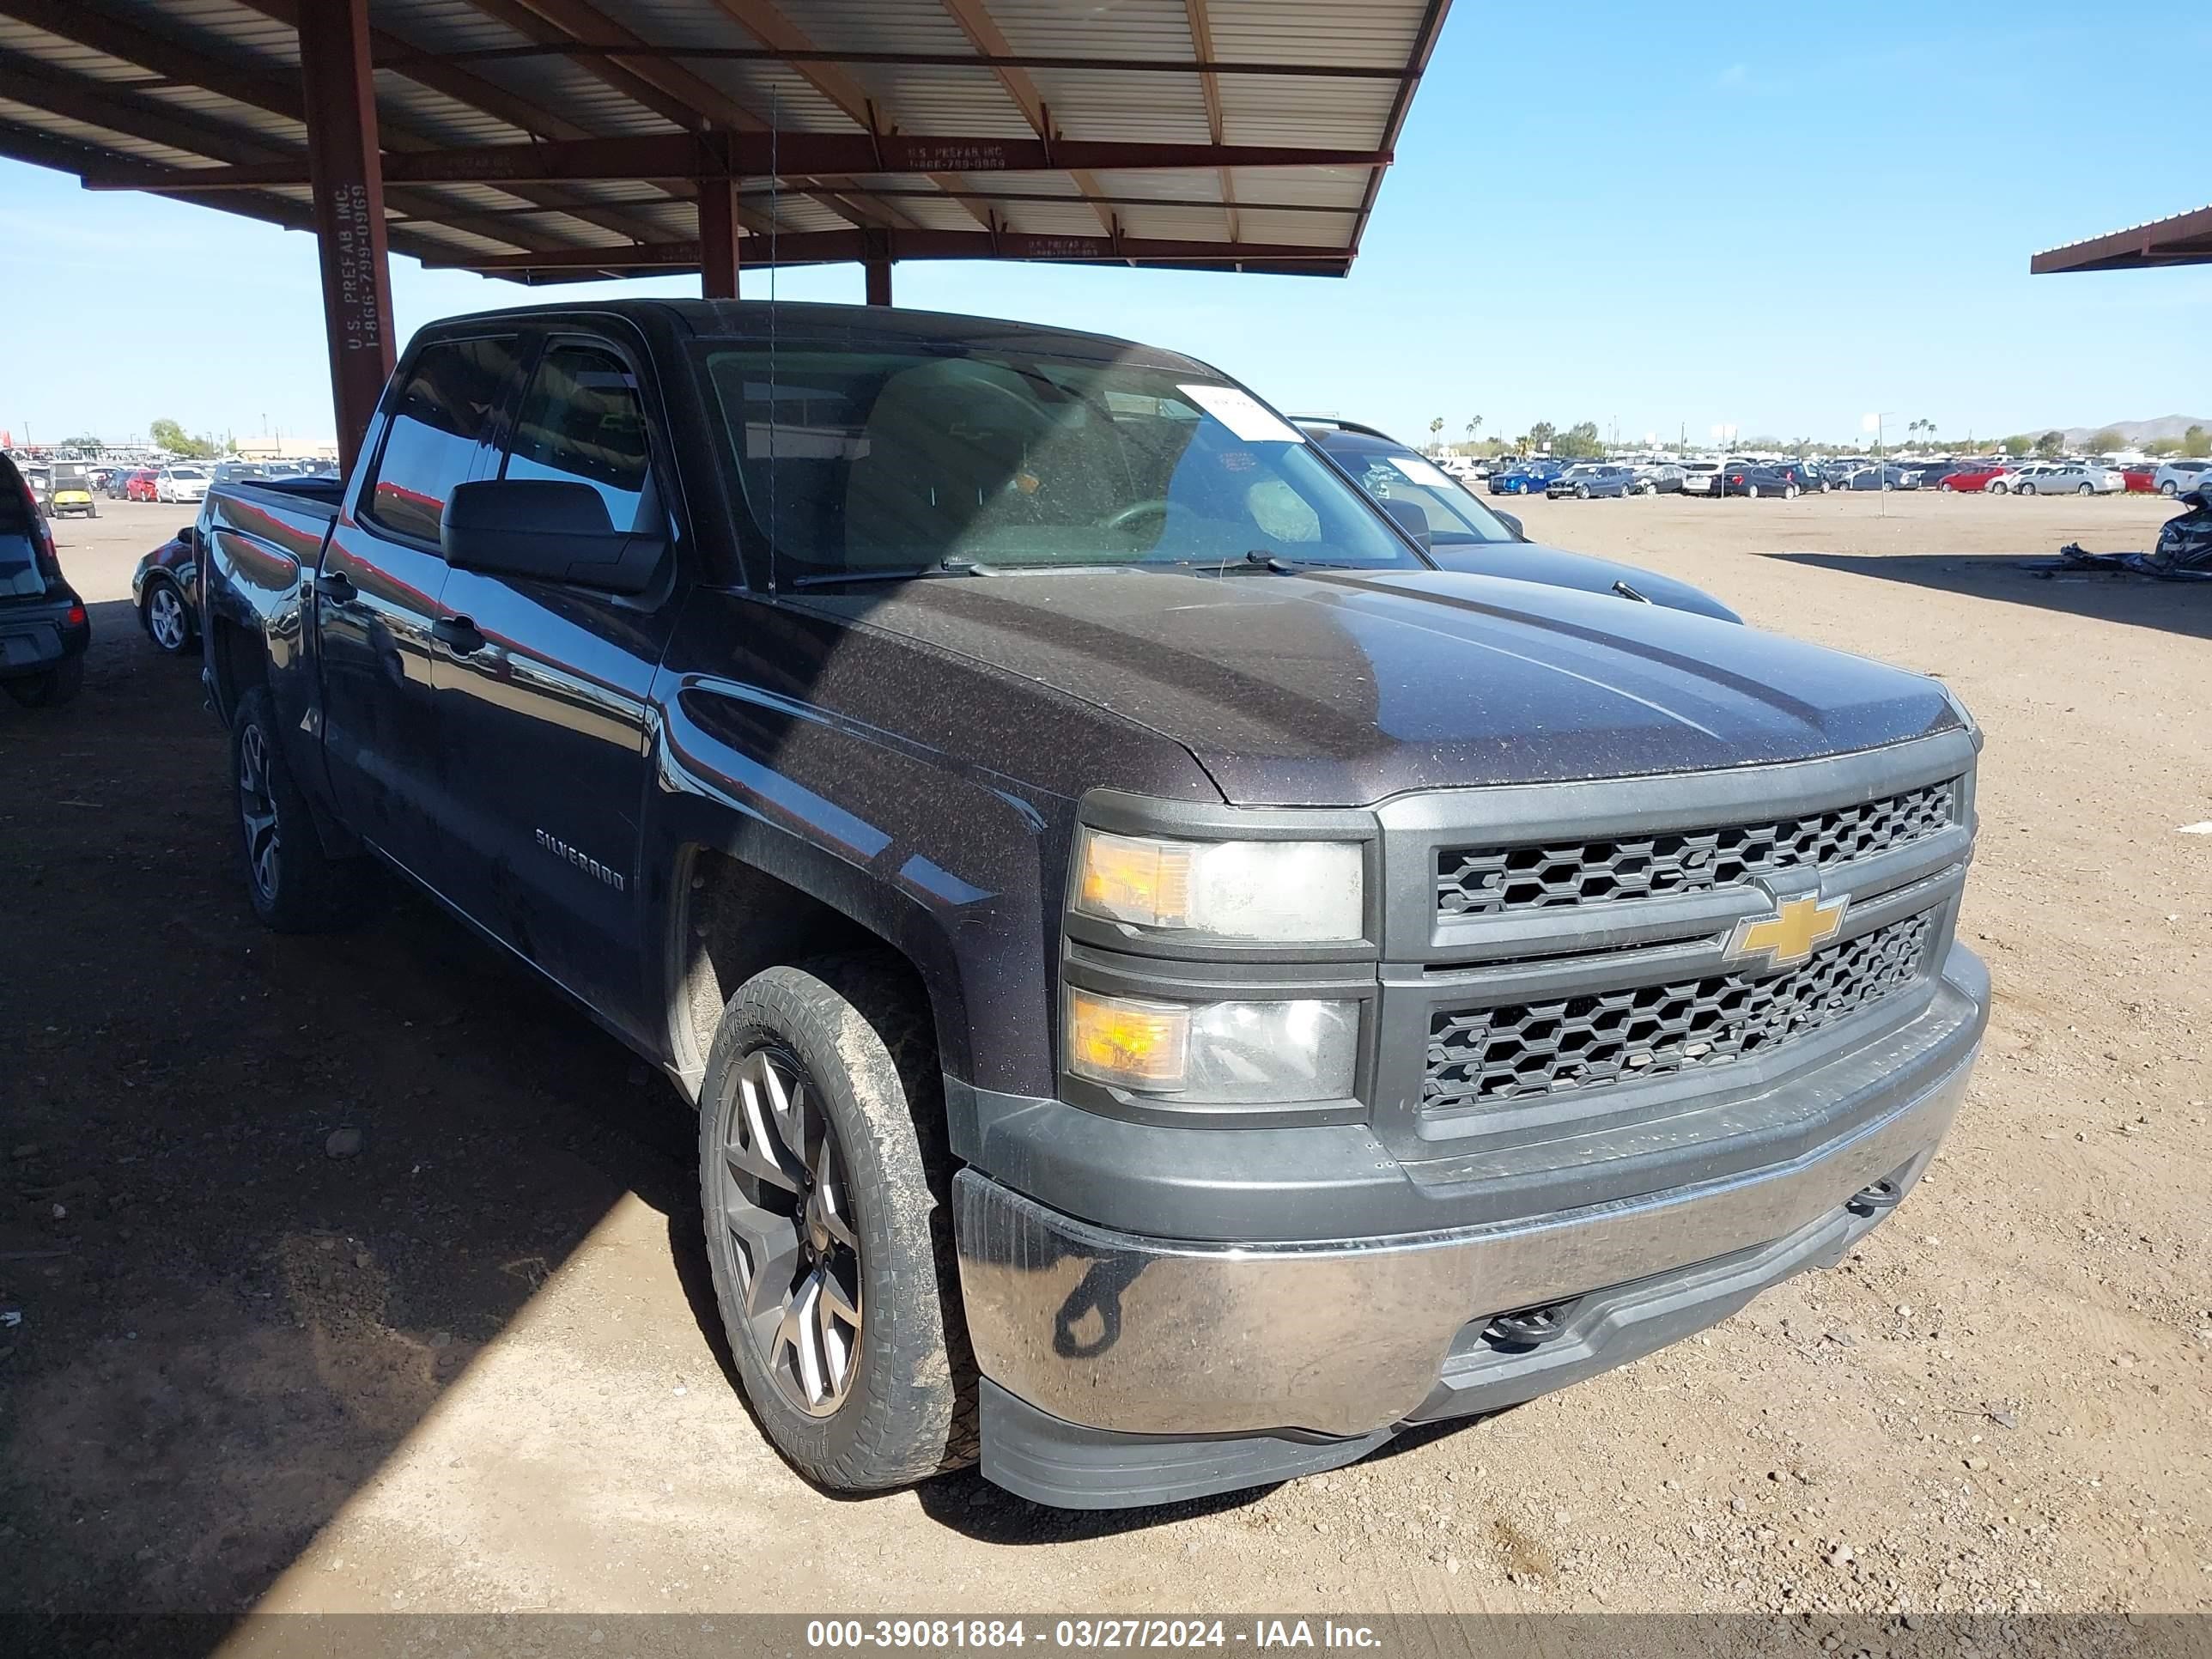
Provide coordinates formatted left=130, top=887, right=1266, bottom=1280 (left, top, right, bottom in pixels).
left=1184, top=550, right=1362, bottom=576
left=790, top=556, right=995, bottom=588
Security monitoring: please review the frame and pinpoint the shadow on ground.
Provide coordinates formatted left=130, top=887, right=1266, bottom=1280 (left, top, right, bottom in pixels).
left=1764, top=552, right=2212, bottom=641
left=0, top=611, right=694, bottom=1637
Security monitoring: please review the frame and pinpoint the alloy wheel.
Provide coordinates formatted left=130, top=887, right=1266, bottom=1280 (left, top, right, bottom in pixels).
left=237, top=723, right=280, bottom=902
left=148, top=584, right=189, bottom=651
left=715, top=1045, right=864, bottom=1417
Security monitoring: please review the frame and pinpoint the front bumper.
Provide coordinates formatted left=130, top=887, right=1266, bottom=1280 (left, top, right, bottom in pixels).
left=957, top=955, right=1982, bottom=1505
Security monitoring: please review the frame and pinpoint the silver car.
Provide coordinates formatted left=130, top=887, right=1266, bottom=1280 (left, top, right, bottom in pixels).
left=2152, top=459, right=2211, bottom=497
left=1991, top=462, right=2121, bottom=496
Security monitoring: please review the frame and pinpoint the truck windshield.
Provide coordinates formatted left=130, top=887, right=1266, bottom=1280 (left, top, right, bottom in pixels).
left=700, top=345, right=1422, bottom=580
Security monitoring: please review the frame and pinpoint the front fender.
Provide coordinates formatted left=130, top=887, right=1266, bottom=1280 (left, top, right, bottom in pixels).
left=651, top=671, right=1066, bottom=1096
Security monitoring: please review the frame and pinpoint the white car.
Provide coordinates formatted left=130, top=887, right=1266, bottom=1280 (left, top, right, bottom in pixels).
left=2152, top=459, right=2212, bottom=497
left=155, top=465, right=211, bottom=503
left=1990, top=462, right=2121, bottom=496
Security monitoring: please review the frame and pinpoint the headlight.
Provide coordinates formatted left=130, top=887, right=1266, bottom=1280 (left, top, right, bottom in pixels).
left=1065, top=988, right=1359, bottom=1103
left=1073, top=827, right=1364, bottom=942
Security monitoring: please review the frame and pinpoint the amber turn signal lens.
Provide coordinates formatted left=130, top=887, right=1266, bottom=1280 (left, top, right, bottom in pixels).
left=1064, top=989, right=1190, bottom=1091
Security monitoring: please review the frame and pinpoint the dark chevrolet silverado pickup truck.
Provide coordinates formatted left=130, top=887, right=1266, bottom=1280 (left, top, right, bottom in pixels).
left=200, top=300, right=1986, bottom=1510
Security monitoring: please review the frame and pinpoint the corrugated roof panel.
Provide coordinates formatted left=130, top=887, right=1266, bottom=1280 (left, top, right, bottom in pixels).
left=1232, top=209, right=1352, bottom=249
left=1078, top=169, right=1226, bottom=207
left=0, top=99, right=214, bottom=170
left=1218, top=76, right=1396, bottom=147
left=372, top=0, right=686, bottom=137
left=1024, top=70, right=1211, bottom=143
left=1224, top=166, right=1370, bottom=209
left=982, top=0, right=1194, bottom=62
left=826, top=64, right=1039, bottom=138
left=1115, top=201, right=1237, bottom=242
left=1206, top=0, right=1428, bottom=69
left=0, top=25, right=158, bottom=84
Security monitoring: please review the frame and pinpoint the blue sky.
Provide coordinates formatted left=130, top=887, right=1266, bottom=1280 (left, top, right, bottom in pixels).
left=2, top=0, right=2207, bottom=450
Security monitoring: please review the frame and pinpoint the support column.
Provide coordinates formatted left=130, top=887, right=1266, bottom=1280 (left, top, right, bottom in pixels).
left=698, top=176, right=741, bottom=300
left=297, top=0, right=393, bottom=477
left=863, top=229, right=894, bottom=306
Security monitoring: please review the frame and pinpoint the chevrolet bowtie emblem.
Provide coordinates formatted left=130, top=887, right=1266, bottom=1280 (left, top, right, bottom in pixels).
left=1724, top=893, right=1849, bottom=970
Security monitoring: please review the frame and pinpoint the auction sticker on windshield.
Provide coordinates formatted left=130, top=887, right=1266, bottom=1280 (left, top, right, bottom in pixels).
left=1179, top=384, right=1302, bottom=444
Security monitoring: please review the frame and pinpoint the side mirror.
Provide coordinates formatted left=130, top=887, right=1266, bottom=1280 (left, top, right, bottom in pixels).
left=1379, top=495, right=1432, bottom=549
left=441, top=479, right=664, bottom=595
left=1492, top=507, right=1526, bottom=540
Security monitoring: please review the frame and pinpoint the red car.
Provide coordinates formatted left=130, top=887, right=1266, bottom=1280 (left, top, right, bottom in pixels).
left=2121, top=465, right=2160, bottom=494
left=124, top=469, right=159, bottom=501
left=1936, top=464, right=2010, bottom=494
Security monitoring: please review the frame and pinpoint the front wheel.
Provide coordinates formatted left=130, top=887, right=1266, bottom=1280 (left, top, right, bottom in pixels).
left=1990, top=483, right=2009, bottom=495
left=700, top=958, right=975, bottom=1493
left=2019, top=483, right=2037, bottom=496
left=2160, top=480, right=2179, bottom=496
left=1575, top=484, right=1590, bottom=500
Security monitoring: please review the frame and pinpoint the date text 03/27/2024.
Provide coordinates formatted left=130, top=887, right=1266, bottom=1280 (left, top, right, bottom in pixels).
left=804, top=1620, right=1382, bottom=1650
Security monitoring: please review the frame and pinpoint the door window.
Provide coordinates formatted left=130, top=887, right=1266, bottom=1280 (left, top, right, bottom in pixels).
left=502, top=343, right=653, bottom=532
left=363, top=336, right=521, bottom=542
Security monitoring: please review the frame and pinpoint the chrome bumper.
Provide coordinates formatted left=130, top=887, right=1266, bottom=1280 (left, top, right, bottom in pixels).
left=956, top=1051, right=1972, bottom=1439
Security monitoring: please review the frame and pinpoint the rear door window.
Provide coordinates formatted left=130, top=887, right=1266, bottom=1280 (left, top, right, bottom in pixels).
left=363, top=335, right=523, bottom=543
left=501, top=342, right=654, bottom=532
left=0, top=460, right=42, bottom=598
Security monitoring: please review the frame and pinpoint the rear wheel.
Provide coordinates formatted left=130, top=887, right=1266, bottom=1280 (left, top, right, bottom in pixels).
left=2077, top=483, right=2094, bottom=496
left=700, top=957, right=975, bottom=1492
left=143, top=578, right=194, bottom=655
left=2019, top=483, right=2037, bottom=496
left=1784, top=483, right=1801, bottom=500
left=4, top=656, right=82, bottom=709
left=1745, top=484, right=1760, bottom=499
left=232, top=685, right=358, bottom=932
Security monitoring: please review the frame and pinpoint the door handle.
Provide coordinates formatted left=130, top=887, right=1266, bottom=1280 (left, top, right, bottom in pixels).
left=432, top=613, right=485, bottom=654
left=317, top=570, right=357, bottom=605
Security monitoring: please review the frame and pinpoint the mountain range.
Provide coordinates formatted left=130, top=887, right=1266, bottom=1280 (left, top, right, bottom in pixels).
left=2056, top=415, right=2212, bottom=445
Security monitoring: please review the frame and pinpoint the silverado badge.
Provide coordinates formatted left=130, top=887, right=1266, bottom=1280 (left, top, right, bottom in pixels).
left=1723, top=892, right=1849, bottom=971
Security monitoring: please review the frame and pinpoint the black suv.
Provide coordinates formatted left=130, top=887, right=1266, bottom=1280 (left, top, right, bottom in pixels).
left=0, top=453, right=90, bottom=708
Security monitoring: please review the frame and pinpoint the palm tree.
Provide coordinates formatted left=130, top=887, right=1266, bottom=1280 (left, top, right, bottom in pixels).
left=1465, top=416, right=1483, bottom=448
left=1428, top=416, right=1445, bottom=455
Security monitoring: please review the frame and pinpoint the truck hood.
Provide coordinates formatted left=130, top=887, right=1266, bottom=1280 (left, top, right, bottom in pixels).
left=1425, top=538, right=1741, bottom=623
left=795, top=567, right=1960, bottom=807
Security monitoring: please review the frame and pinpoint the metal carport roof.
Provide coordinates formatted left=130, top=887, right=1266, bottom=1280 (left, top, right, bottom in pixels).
left=2031, top=204, right=2212, bottom=275
left=0, top=0, right=1452, bottom=282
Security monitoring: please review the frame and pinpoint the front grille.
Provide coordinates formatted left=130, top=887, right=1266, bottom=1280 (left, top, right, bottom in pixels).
left=1436, top=781, right=1956, bottom=920
left=1424, top=911, right=1935, bottom=1112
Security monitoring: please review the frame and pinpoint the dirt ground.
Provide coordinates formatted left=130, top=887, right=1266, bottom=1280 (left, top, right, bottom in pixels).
left=2, top=493, right=2206, bottom=1630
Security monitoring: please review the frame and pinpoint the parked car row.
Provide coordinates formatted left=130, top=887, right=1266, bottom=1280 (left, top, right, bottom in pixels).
left=96, top=458, right=339, bottom=502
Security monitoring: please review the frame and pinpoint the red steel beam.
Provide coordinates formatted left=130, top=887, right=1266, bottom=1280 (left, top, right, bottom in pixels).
left=425, top=227, right=1349, bottom=270
left=698, top=175, right=741, bottom=298
left=297, top=0, right=394, bottom=474
left=86, top=131, right=1391, bottom=190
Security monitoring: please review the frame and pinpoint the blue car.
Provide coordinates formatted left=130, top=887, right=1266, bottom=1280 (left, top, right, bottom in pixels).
left=1488, top=459, right=1562, bottom=495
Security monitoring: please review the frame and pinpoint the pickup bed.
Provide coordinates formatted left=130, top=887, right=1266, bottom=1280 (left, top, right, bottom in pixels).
left=200, top=299, right=1987, bottom=1509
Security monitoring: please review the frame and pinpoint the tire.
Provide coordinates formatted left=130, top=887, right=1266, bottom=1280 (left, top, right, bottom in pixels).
left=1989, top=482, right=2008, bottom=495
left=4, top=654, right=83, bottom=709
left=2077, top=483, right=2094, bottom=496
left=1784, top=483, right=1801, bottom=500
left=1745, top=484, right=1759, bottom=500
left=2019, top=483, right=2036, bottom=497
left=1575, top=484, right=1590, bottom=500
left=142, top=577, right=194, bottom=655
left=231, top=685, right=356, bottom=932
left=699, top=957, right=975, bottom=1493
left=1939, top=482, right=1953, bottom=493
left=2160, top=480, right=2179, bottom=496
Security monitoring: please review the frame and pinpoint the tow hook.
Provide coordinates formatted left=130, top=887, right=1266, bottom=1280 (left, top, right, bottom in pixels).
left=1845, top=1177, right=1904, bottom=1218
left=1481, top=1297, right=1582, bottom=1352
